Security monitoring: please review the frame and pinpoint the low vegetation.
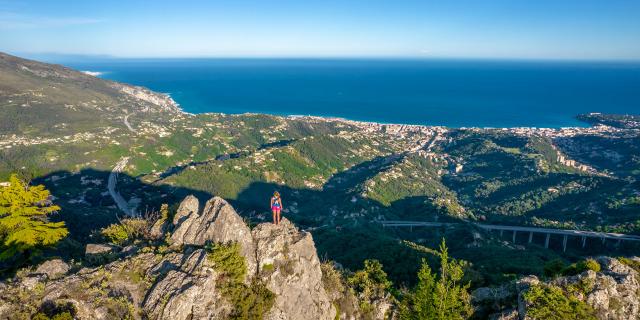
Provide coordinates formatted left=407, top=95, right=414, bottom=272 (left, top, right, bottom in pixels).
left=206, top=242, right=275, bottom=320
left=523, top=283, right=598, bottom=320
left=100, top=218, right=150, bottom=246
left=347, top=259, right=394, bottom=318
left=544, top=258, right=601, bottom=278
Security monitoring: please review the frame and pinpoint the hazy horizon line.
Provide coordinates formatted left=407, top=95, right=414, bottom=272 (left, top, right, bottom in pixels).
left=8, top=50, right=640, bottom=64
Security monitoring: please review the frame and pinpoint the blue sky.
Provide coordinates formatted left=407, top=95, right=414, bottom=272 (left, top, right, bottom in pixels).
left=1, top=0, right=639, bottom=60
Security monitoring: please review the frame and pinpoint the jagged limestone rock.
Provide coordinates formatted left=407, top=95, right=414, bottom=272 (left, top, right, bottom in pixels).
left=0, top=195, right=338, bottom=320
left=172, top=195, right=199, bottom=226
left=85, top=243, right=119, bottom=265
left=143, top=249, right=231, bottom=320
left=581, top=257, right=638, bottom=319
left=477, top=257, right=640, bottom=320
left=170, top=196, right=257, bottom=276
left=253, top=218, right=336, bottom=320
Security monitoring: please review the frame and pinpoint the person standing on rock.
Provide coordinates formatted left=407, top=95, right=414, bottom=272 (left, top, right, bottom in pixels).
left=271, top=191, right=283, bottom=225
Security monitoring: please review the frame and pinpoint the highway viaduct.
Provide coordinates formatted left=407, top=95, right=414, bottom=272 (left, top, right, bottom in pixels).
left=380, top=220, right=640, bottom=252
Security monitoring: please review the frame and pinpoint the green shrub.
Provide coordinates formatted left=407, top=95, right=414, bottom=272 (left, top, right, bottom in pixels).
left=543, top=259, right=567, bottom=277
left=321, top=262, right=345, bottom=296
left=562, top=258, right=601, bottom=276
left=261, top=263, right=275, bottom=273
left=348, top=259, right=393, bottom=317
left=100, top=224, right=129, bottom=246
left=52, top=312, right=73, bottom=320
left=207, top=242, right=247, bottom=284
left=33, top=300, right=77, bottom=320
left=618, top=257, right=640, bottom=273
left=321, top=261, right=362, bottom=320
left=207, top=242, right=275, bottom=319
left=523, top=284, right=597, bottom=320
left=100, top=218, right=149, bottom=246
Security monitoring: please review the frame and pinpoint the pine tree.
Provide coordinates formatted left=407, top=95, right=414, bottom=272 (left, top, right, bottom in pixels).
left=348, top=259, right=393, bottom=316
left=400, top=239, right=472, bottom=320
left=0, top=174, right=68, bottom=261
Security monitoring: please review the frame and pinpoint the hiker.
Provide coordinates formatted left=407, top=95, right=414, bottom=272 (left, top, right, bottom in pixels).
left=271, top=191, right=283, bottom=225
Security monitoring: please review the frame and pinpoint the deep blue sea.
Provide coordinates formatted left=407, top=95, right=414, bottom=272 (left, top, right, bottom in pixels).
left=63, top=59, right=640, bottom=128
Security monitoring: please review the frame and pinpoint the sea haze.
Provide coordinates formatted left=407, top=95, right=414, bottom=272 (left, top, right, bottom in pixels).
left=63, top=58, right=640, bottom=128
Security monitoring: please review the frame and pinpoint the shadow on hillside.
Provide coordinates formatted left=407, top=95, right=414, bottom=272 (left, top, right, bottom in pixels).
left=33, top=168, right=213, bottom=242
left=8, top=153, right=636, bottom=285
left=0, top=168, right=214, bottom=277
left=323, top=153, right=406, bottom=192
left=153, top=138, right=297, bottom=181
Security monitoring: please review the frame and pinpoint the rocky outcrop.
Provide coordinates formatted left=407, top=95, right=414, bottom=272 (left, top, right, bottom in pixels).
left=253, top=219, right=335, bottom=320
left=143, top=249, right=231, bottom=319
left=170, top=195, right=257, bottom=276
left=0, top=195, right=335, bottom=320
left=472, top=257, right=640, bottom=320
left=556, top=257, right=640, bottom=319
left=168, top=196, right=335, bottom=320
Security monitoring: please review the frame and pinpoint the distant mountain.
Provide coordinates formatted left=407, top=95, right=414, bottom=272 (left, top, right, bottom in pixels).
left=0, top=52, right=180, bottom=137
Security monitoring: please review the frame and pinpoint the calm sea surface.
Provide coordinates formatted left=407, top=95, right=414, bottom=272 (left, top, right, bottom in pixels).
left=64, top=59, right=640, bottom=128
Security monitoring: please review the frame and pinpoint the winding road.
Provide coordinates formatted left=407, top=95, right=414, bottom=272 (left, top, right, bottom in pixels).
left=108, top=156, right=134, bottom=217
left=123, top=114, right=135, bottom=133
left=107, top=113, right=138, bottom=217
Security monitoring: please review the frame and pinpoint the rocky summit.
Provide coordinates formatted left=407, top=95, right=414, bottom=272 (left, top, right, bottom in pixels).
left=0, top=195, right=335, bottom=320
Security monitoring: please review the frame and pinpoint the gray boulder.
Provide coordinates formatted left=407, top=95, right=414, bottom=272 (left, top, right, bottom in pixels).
left=34, top=259, right=70, bottom=279
left=85, top=243, right=119, bottom=265
left=85, top=243, right=117, bottom=255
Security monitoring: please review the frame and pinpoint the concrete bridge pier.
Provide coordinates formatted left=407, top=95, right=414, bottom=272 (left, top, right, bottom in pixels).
left=545, top=233, right=550, bottom=249
left=512, top=230, right=517, bottom=243
left=500, top=230, right=504, bottom=237
left=582, top=236, right=586, bottom=248
left=562, top=235, right=568, bottom=252
left=528, top=231, right=533, bottom=244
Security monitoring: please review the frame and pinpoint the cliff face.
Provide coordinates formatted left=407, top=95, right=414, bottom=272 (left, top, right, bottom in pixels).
left=0, top=196, right=335, bottom=320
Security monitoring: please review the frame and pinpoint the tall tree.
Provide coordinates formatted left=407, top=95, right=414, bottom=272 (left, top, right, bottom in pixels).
left=348, top=259, right=393, bottom=317
left=0, top=174, right=68, bottom=261
left=400, top=239, right=472, bottom=320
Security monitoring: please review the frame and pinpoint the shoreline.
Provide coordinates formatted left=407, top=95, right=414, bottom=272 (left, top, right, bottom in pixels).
left=90, top=70, right=627, bottom=131
left=187, top=108, right=596, bottom=131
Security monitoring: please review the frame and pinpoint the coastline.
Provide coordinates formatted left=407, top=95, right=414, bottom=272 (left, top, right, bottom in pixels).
left=80, top=58, right=638, bottom=130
